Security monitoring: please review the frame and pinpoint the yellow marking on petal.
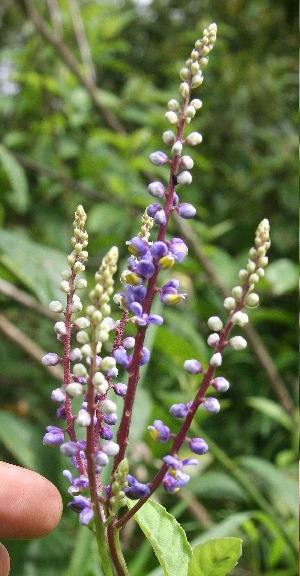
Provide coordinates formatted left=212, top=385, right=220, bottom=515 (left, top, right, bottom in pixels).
left=159, top=255, right=175, bottom=269
left=149, top=428, right=160, bottom=441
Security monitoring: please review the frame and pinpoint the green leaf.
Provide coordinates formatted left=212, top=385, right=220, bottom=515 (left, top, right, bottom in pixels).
left=0, top=143, right=29, bottom=212
left=0, top=410, right=38, bottom=470
left=0, top=229, right=70, bottom=306
left=128, top=499, right=192, bottom=576
left=265, top=259, right=298, bottom=295
left=245, top=397, right=294, bottom=431
left=188, top=538, right=242, bottom=576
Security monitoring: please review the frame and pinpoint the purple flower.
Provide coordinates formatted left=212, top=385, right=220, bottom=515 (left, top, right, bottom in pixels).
left=125, top=475, right=150, bottom=499
left=126, top=236, right=149, bottom=256
left=100, top=425, right=114, bottom=440
left=148, top=419, right=170, bottom=442
left=160, top=280, right=186, bottom=306
left=169, top=403, right=189, bottom=418
left=150, top=241, right=168, bottom=259
left=189, top=438, right=209, bottom=455
left=42, top=353, right=60, bottom=366
left=104, top=413, right=118, bottom=425
left=212, top=377, right=230, bottom=392
left=51, top=388, right=66, bottom=402
left=162, top=470, right=190, bottom=493
left=149, top=152, right=169, bottom=166
left=183, top=359, right=203, bottom=374
left=154, top=210, right=167, bottom=226
left=140, top=347, right=150, bottom=366
left=43, top=426, right=65, bottom=446
left=136, top=259, right=155, bottom=279
left=60, top=441, right=82, bottom=456
left=168, top=238, right=188, bottom=263
left=68, top=495, right=94, bottom=525
left=113, top=383, right=128, bottom=397
left=113, top=346, right=131, bottom=371
left=176, top=203, right=196, bottom=219
left=148, top=181, right=166, bottom=198
left=146, top=203, right=162, bottom=217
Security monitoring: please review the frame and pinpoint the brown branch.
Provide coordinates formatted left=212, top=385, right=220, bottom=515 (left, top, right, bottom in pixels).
left=46, top=0, right=63, bottom=37
left=23, top=0, right=125, bottom=134
left=0, top=313, right=64, bottom=382
left=0, top=277, right=55, bottom=320
left=174, top=214, right=295, bottom=418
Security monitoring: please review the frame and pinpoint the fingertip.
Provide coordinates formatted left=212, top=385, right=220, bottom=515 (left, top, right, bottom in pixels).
left=0, top=543, right=10, bottom=576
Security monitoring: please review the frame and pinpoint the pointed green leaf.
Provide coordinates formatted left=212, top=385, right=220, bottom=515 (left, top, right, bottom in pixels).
left=128, top=499, right=192, bottom=576
left=0, top=410, right=38, bottom=470
left=188, top=538, right=242, bottom=576
left=0, top=144, right=29, bottom=213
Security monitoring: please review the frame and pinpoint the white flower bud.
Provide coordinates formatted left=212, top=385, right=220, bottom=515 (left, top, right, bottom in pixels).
left=100, top=357, right=116, bottom=372
left=54, top=321, right=66, bottom=335
left=238, top=269, right=249, bottom=283
left=76, top=330, right=90, bottom=344
left=200, top=57, right=209, bottom=67
left=165, top=111, right=178, bottom=125
left=73, top=261, right=85, bottom=274
left=101, top=441, right=119, bottom=456
left=168, top=99, right=180, bottom=111
left=180, top=155, right=194, bottom=169
left=74, top=317, right=90, bottom=330
left=231, top=311, right=249, bottom=327
left=61, top=269, right=71, bottom=280
left=77, top=409, right=91, bottom=427
left=49, top=300, right=64, bottom=313
left=66, top=382, right=84, bottom=398
left=249, top=273, right=259, bottom=284
left=246, top=293, right=259, bottom=308
left=162, top=130, right=176, bottom=144
left=76, top=278, right=87, bottom=290
left=60, top=280, right=70, bottom=293
left=73, top=363, right=87, bottom=377
left=171, top=141, right=183, bottom=156
left=210, top=352, right=222, bottom=367
left=258, top=256, right=268, bottom=268
left=177, top=171, right=192, bottom=185
left=207, top=333, right=220, bottom=347
left=190, top=98, right=202, bottom=110
left=207, top=316, right=223, bottom=331
left=180, top=67, right=190, bottom=80
left=232, top=286, right=243, bottom=301
left=184, top=105, right=196, bottom=118
left=99, top=399, right=117, bottom=415
left=67, top=253, right=76, bottom=267
left=191, top=74, right=203, bottom=88
left=81, top=344, right=92, bottom=357
left=179, top=82, right=190, bottom=98
left=246, top=261, right=256, bottom=274
left=191, top=49, right=199, bottom=61
left=229, top=336, right=247, bottom=351
left=223, top=297, right=236, bottom=311
left=185, top=132, right=202, bottom=146
left=191, top=61, right=200, bottom=75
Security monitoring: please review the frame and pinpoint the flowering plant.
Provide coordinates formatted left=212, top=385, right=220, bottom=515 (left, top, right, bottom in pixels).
left=42, top=24, right=271, bottom=576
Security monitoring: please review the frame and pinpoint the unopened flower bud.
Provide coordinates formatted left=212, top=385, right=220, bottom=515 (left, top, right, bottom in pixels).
left=246, top=293, right=259, bottom=308
left=66, top=382, right=84, bottom=398
left=212, top=376, right=230, bottom=392
left=54, top=321, right=66, bottom=335
left=165, top=111, right=178, bottom=125
left=180, top=155, right=194, bottom=169
left=162, top=130, right=176, bottom=144
left=179, top=82, right=190, bottom=98
left=74, top=317, right=90, bottom=330
left=99, top=399, right=117, bottom=415
left=203, top=397, right=220, bottom=413
left=207, top=333, right=220, bottom=347
left=184, top=105, right=196, bottom=118
left=148, top=181, right=165, bottom=198
left=191, top=74, right=203, bottom=88
left=77, top=409, right=91, bottom=427
left=183, top=359, right=203, bottom=374
left=189, top=438, right=209, bottom=455
left=229, top=336, right=247, bottom=350
left=49, top=300, right=64, bottom=313
left=69, top=348, right=82, bottom=362
left=149, top=151, right=169, bottom=166
left=42, top=353, right=60, bottom=366
left=177, top=171, right=192, bottom=185
left=168, top=99, right=180, bottom=111
left=101, top=357, right=116, bottom=372
left=176, top=203, right=196, bottom=219
left=207, top=316, right=223, bottom=331
left=232, top=286, right=243, bottom=301
left=223, top=297, right=236, bottom=310
left=185, top=132, right=202, bottom=146
left=180, top=67, right=190, bottom=80
left=101, top=441, right=119, bottom=456
left=76, top=278, right=88, bottom=290
left=60, top=280, right=70, bottom=293
left=210, top=352, right=222, bottom=367
left=171, top=141, right=183, bottom=156
left=231, top=311, right=248, bottom=327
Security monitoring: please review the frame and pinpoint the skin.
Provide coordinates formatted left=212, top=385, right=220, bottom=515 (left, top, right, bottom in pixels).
left=0, top=462, right=63, bottom=576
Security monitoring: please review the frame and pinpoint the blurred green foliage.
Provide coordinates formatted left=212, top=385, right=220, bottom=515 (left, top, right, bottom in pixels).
left=0, top=1, right=297, bottom=575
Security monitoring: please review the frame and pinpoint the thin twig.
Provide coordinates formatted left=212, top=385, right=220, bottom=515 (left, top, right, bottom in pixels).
left=0, top=312, right=64, bottom=381
left=23, top=0, right=125, bottom=134
left=0, top=277, right=55, bottom=320
left=46, top=0, right=63, bottom=37
left=67, top=0, right=96, bottom=85
left=174, top=214, right=295, bottom=417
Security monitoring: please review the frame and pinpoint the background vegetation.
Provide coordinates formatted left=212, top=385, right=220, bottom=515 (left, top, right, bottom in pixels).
left=0, top=1, right=297, bottom=575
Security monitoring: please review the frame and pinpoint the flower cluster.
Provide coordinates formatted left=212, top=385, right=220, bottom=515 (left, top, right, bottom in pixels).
left=42, top=25, right=270, bottom=557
